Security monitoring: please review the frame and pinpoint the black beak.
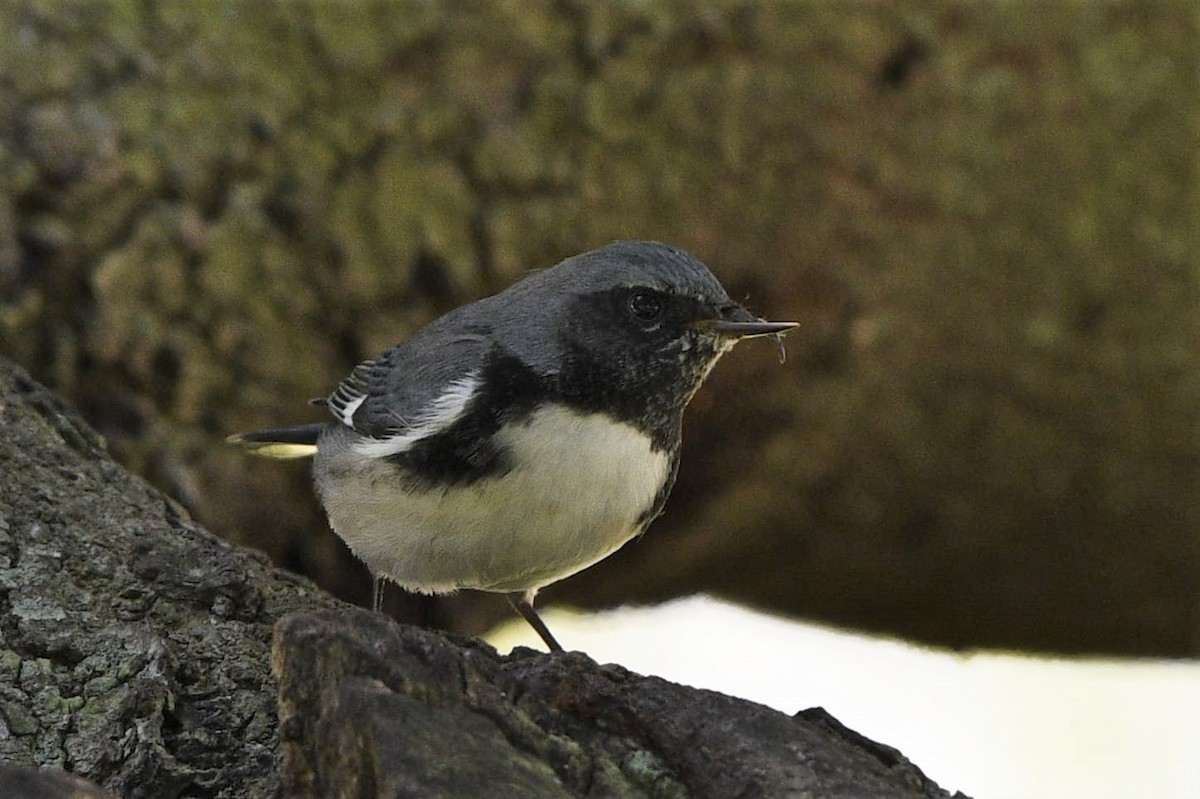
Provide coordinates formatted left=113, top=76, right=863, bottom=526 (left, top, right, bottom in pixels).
left=699, top=319, right=800, bottom=337
left=693, top=305, right=799, bottom=338
left=692, top=307, right=799, bottom=362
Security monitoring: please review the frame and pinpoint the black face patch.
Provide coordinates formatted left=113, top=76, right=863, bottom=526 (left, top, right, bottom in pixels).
left=551, top=287, right=728, bottom=449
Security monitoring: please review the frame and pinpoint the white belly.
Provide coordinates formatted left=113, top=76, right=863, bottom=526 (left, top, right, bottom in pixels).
left=316, top=404, right=672, bottom=594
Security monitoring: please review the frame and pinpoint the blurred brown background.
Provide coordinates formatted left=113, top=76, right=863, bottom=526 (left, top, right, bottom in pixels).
left=1, top=0, right=1195, bottom=657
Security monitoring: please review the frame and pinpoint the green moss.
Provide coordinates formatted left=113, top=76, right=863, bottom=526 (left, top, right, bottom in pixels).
left=0, top=649, right=21, bottom=682
left=621, top=748, right=687, bottom=799
left=1, top=701, right=39, bottom=736
left=83, top=675, right=118, bottom=697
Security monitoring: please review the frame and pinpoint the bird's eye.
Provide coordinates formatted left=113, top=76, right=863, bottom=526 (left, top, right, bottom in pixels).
left=627, top=290, right=664, bottom=323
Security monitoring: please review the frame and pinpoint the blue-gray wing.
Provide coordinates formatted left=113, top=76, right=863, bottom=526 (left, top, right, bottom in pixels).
left=326, top=321, right=491, bottom=440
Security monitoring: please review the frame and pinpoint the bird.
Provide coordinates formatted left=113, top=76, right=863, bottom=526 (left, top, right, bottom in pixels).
left=229, top=240, right=797, bottom=651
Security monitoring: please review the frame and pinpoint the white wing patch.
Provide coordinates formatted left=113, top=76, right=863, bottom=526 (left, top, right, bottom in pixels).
left=338, top=395, right=366, bottom=426
left=350, top=373, right=481, bottom=459
left=328, top=360, right=374, bottom=428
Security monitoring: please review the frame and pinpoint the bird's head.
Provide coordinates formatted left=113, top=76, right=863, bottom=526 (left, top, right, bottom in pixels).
left=499, top=241, right=797, bottom=422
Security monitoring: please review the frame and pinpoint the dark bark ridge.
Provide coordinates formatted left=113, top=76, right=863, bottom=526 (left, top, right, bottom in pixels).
left=274, top=607, right=968, bottom=799
left=0, top=356, right=339, bottom=797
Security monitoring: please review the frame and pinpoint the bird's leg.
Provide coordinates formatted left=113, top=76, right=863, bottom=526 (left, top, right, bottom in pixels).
left=372, top=574, right=386, bottom=613
left=507, top=591, right=564, bottom=652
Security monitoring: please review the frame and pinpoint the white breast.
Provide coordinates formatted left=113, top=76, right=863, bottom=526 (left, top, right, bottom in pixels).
left=316, top=404, right=672, bottom=595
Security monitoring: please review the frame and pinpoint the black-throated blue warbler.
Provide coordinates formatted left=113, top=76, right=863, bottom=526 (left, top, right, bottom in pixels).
left=230, top=241, right=797, bottom=651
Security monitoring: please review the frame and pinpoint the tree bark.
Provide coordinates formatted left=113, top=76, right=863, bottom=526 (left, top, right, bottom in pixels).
left=0, top=357, right=338, bottom=797
left=274, top=608, right=966, bottom=799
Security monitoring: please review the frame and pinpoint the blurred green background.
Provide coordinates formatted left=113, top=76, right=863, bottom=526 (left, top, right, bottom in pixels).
left=1, top=0, right=1195, bottom=656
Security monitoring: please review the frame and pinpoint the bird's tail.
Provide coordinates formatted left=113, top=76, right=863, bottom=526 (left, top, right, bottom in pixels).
left=226, top=423, right=325, bottom=459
